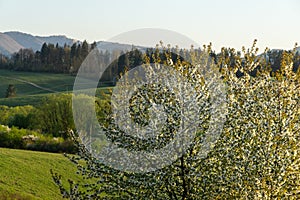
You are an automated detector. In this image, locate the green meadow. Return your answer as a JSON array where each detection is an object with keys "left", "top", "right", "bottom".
[
  {"left": 0, "top": 69, "right": 113, "bottom": 106},
  {"left": 0, "top": 148, "right": 81, "bottom": 200}
]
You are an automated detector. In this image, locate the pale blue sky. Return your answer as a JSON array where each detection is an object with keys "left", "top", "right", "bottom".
[{"left": 0, "top": 0, "right": 299, "bottom": 51}]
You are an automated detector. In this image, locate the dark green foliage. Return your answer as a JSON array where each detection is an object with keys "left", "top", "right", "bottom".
[
  {"left": 36, "top": 94, "right": 75, "bottom": 138},
  {"left": 81, "top": 40, "right": 89, "bottom": 59},
  {"left": 0, "top": 53, "right": 8, "bottom": 68},
  {"left": 0, "top": 125, "right": 76, "bottom": 153},
  {"left": 5, "top": 84, "right": 16, "bottom": 98},
  {"left": 8, "top": 113, "right": 32, "bottom": 129},
  {"left": 0, "top": 95, "right": 79, "bottom": 153},
  {"left": 0, "top": 126, "right": 26, "bottom": 149},
  {"left": 0, "top": 105, "right": 34, "bottom": 127},
  {"left": 3, "top": 42, "right": 93, "bottom": 73}
]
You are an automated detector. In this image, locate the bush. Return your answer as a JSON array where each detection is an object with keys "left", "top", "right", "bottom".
[
  {"left": 0, "top": 125, "right": 76, "bottom": 153},
  {"left": 0, "top": 126, "right": 26, "bottom": 149},
  {"left": 26, "top": 137, "right": 77, "bottom": 153},
  {"left": 36, "top": 94, "right": 75, "bottom": 138},
  {"left": 8, "top": 113, "right": 33, "bottom": 129},
  {"left": 0, "top": 105, "right": 35, "bottom": 129}
]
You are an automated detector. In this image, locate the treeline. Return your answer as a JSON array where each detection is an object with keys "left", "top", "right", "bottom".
[
  {"left": 0, "top": 41, "right": 97, "bottom": 73},
  {"left": 209, "top": 47, "right": 300, "bottom": 77},
  {"left": 0, "top": 42, "right": 300, "bottom": 78}
]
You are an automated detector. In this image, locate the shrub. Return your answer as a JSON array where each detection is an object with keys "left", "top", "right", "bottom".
[
  {"left": 0, "top": 125, "right": 76, "bottom": 153},
  {"left": 36, "top": 94, "right": 75, "bottom": 138},
  {"left": 0, "top": 105, "right": 35, "bottom": 129}
]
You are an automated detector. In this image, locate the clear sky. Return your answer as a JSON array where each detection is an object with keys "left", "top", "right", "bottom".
[{"left": 0, "top": 0, "right": 299, "bottom": 51}]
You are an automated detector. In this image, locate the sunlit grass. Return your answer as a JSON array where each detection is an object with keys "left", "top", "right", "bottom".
[{"left": 0, "top": 148, "right": 81, "bottom": 200}]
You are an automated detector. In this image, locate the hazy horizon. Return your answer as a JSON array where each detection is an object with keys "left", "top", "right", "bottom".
[{"left": 1, "top": 0, "right": 299, "bottom": 51}]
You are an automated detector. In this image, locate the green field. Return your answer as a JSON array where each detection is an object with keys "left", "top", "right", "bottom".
[
  {"left": 0, "top": 70, "right": 76, "bottom": 97},
  {"left": 0, "top": 69, "right": 113, "bottom": 106},
  {"left": 0, "top": 148, "right": 81, "bottom": 200},
  {"left": 0, "top": 69, "right": 75, "bottom": 106}
]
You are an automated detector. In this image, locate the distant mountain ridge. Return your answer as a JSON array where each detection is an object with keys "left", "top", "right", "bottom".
[
  {"left": 1, "top": 31, "right": 299, "bottom": 57},
  {"left": 0, "top": 31, "right": 76, "bottom": 56},
  {"left": 0, "top": 33, "right": 23, "bottom": 55},
  {"left": 0, "top": 31, "right": 147, "bottom": 56},
  {"left": 97, "top": 40, "right": 147, "bottom": 53}
]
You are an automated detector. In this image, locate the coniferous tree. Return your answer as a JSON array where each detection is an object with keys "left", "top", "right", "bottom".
[
  {"left": 41, "top": 43, "right": 49, "bottom": 64},
  {"left": 81, "top": 40, "right": 89, "bottom": 59},
  {"left": 91, "top": 41, "right": 97, "bottom": 50}
]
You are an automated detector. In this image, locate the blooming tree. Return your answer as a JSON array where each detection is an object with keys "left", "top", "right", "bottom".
[{"left": 52, "top": 42, "right": 300, "bottom": 199}]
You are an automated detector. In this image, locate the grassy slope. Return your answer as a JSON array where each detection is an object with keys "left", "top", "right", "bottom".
[
  {"left": 0, "top": 148, "right": 80, "bottom": 200},
  {"left": 0, "top": 69, "right": 113, "bottom": 106},
  {"left": 0, "top": 71, "right": 111, "bottom": 199},
  {"left": 0, "top": 69, "right": 76, "bottom": 97},
  {"left": 0, "top": 69, "right": 76, "bottom": 106}
]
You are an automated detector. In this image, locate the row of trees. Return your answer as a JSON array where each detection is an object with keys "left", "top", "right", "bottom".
[
  {"left": 0, "top": 101, "right": 77, "bottom": 153},
  {"left": 1, "top": 41, "right": 299, "bottom": 78},
  {"left": 0, "top": 94, "right": 74, "bottom": 138},
  {"left": 0, "top": 41, "right": 97, "bottom": 73},
  {"left": 0, "top": 92, "right": 110, "bottom": 139}
]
